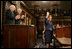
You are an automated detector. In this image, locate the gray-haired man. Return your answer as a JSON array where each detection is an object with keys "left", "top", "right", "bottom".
[{"left": 5, "top": 5, "right": 16, "bottom": 24}]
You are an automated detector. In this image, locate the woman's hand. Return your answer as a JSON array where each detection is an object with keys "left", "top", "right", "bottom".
[
  {"left": 21, "top": 15, "right": 25, "bottom": 19},
  {"left": 15, "top": 15, "right": 20, "bottom": 20},
  {"left": 46, "top": 12, "right": 49, "bottom": 18}
]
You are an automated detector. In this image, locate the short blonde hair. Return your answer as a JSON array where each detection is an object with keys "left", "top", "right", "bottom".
[
  {"left": 49, "top": 15, "right": 52, "bottom": 18},
  {"left": 48, "top": 15, "right": 52, "bottom": 21},
  {"left": 17, "top": 8, "right": 22, "bottom": 12}
]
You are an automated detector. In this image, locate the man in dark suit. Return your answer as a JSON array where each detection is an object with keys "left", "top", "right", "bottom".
[{"left": 5, "top": 5, "right": 16, "bottom": 24}]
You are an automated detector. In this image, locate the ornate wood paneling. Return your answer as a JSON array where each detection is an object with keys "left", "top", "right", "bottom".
[
  {"left": 56, "top": 26, "right": 71, "bottom": 38},
  {"left": 3, "top": 25, "right": 37, "bottom": 48}
]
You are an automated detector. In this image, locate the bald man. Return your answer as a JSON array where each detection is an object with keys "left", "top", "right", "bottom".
[{"left": 5, "top": 5, "right": 16, "bottom": 24}]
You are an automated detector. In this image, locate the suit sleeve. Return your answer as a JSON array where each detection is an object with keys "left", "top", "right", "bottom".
[
  {"left": 6, "top": 10, "right": 15, "bottom": 19},
  {"left": 45, "top": 18, "right": 48, "bottom": 25}
]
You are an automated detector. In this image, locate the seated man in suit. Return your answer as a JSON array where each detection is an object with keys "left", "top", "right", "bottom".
[{"left": 5, "top": 5, "right": 16, "bottom": 24}]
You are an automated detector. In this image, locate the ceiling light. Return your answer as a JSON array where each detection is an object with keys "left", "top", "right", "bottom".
[{"left": 42, "top": 1, "right": 47, "bottom": 3}]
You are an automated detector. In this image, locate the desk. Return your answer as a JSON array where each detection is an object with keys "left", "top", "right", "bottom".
[
  {"left": 57, "top": 37, "right": 71, "bottom": 45},
  {"left": 3, "top": 24, "right": 37, "bottom": 48},
  {"left": 53, "top": 35, "right": 71, "bottom": 48}
]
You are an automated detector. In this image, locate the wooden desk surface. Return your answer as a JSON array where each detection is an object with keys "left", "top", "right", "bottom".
[
  {"left": 57, "top": 37, "right": 71, "bottom": 45},
  {"left": 53, "top": 34, "right": 71, "bottom": 46},
  {"left": 4, "top": 24, "right": 35, "bottom": 26}
]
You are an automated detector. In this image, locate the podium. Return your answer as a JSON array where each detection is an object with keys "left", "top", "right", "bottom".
[{"left": 3, "top": 24, "right": 37, "bottom": 48}]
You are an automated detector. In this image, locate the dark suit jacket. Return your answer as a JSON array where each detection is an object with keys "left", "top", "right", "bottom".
[
  {"left": 45, "top": 18, "right": 53, "bottom": 31},
  {"left": 5, "top": 9, "right": 15, "bottom": 24},
  {"left": 45, "top": 18, "right": 53, "bottom": 39}
]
